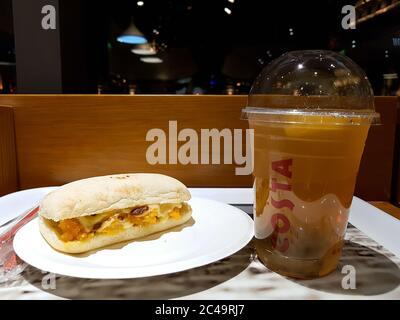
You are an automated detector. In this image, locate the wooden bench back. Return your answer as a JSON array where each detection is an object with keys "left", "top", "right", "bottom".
[{"left": 0, "top": 95, "right": 398, "bottom": 202}]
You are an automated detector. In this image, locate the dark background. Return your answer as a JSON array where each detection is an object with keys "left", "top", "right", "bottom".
[{"left": 0, "top": 0, "right": 399, "bottom": 94}]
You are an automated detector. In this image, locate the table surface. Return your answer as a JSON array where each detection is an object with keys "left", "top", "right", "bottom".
[
  {"left": 1, "top": 188, "right": 400, "bottom": 300},
  {"left": 369, "top": 201, "right": 400, "bottom": 220}
]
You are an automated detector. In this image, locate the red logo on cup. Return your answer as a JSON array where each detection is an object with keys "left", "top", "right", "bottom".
[{"left": 270, "top": 159, "right": 293, "bottom": 253}]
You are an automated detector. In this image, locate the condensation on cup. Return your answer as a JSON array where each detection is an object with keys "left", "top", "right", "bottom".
[{"left": 242, "top": 50, "right": 380, "bottom": 279}]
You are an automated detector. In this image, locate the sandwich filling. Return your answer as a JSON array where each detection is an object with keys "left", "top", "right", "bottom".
[{"left": 43, "top": 202, "right": 190, "bottom": 242}]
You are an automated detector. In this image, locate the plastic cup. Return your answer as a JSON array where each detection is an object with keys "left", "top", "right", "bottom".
[{"left": 242, "top": 51, "right": 380, "bottom": 279}]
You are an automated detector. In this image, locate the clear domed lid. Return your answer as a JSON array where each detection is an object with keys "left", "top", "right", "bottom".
[{"left": 243, "top": 50, "right": 380, "bottom": 125}]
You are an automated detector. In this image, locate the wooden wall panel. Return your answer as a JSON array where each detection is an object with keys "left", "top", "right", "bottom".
[
  {"left": 355, "top": 97, "right": 399, "bottom": 201},
  {"left": 0, "top": 95, "right": 251, "bottom": 189},
  {"left": 0, "top": 95, "right": 397, "bottom": 202},
  {"left": 0, "top": 105, "right": 18, "bottom": 196},
  {"left": 394, "top": 98, "right": 400, "bottom": 206}
]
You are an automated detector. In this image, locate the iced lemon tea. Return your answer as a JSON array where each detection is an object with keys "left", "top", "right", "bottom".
[
  {"left": 243, "top": 50, "right": 379, "bottom": 278},
  {"left": 250, "top": 114, "right": 371, "bottom": 278}
]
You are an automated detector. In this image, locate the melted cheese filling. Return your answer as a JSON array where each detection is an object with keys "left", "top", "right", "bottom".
[{"left": 47, "top": 203, "right": 187, "bottom": 242}]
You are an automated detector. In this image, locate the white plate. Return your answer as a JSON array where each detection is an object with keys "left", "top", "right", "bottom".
[{"left": 13, "top": 196, "right": 254, "bottom": 279}]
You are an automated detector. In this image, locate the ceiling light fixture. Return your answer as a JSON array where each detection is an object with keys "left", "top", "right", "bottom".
[
  {"left": 228, "top": 0, "right": 235, "bottom": 3},
  {"left": 224, "top": 7, "right": 232, "bottom": 15},
  {"left": 117, "top": 19, "right": 147, "bottom": 44},
  {"left": 137, "top": 1, "right": 144, "bottom": 6},
  {"left": 131, "top": 43, "right": 157, "bottom": 55},
  {"left": 140, "top": 57, "right": 163, "bottom": 63}
]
